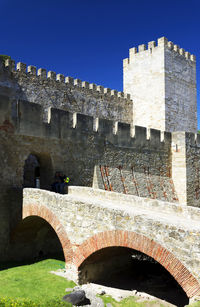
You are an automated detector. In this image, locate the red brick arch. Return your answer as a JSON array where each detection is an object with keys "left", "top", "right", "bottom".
[
  {"left": 73, "top": 230, "right": 200, "bottom": 298},
  {"left": 23, "top": 204, "right": 73, "bottom": 263}
]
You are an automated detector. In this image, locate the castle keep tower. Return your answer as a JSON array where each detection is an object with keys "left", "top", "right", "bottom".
[{"left": 123, "top": 37, "right": 197, "bottom": 133}]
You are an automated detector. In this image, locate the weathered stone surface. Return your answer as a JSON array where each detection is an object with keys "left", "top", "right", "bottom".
[
  {"left": 22, "top": 187, "right": 200, "bottom": 297},
  {"left": 123, "top": 37, "right": 197, "bottom": 133},
  {"left": 0, "top": 94, "right": 178, "bottom": 262},
  {"left": 0, "top": 62, "right": 132, "bottom": 125}
]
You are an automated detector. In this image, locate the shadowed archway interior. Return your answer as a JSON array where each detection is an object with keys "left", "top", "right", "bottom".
[
  {"left": 23, "top": 153, "right": 53, "bottom": 190},
  {"left": 79, "top": 247, "right": 189, "bottom": 306},
  {"left": 10, "top": 216, "right": 65, "bottom": 262}
]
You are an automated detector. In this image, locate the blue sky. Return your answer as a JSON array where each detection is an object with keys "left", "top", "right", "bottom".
[{"left": 0, "top": 0, "right": 200, "bottom": 127}]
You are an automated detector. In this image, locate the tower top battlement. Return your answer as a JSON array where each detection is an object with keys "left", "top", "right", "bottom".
[{"left": 123, "top": 37, "right": 196, "bottom": 65}]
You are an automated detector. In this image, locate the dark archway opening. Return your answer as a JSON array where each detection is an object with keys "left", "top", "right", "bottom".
[
  {"left": 23, "top": 154, "right": 40, "bottom": 188},
  {"left": 10, "top": 216, "right": 65, "bottom": 263},
  {"left": 79, "top": 247, "right": 189, "bottom": 306},
  {"left": 23, "top": 153, "right": 53, "bottom": 190}
]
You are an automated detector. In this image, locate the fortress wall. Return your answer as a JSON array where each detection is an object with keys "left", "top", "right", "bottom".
[
  {"left": 0, "top": 95, "right": 174, "bottom": 260},
  {"left": 171, "top": 132, "right": 200, "bottom": 208},
  {"left": 185, "top": 133, "right": 200, "bottom": 207},
  {"left": 165, "top": 43, "right": 197, "bottom": 133},
  {"left": 0, "top": 58, "right": 132, "bottom": 124},
  {"left": 93, "top": 165, "right": 178, "bottom": 202}
]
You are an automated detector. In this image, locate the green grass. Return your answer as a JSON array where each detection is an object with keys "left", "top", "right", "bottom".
[
  {"left": 0, "top": 259, "right": 76, "bottom": 306},
  {"left": 99, "top": 294, "right": 166, "bottom": 307},
  {"left": 0, "top": 259, "right": 195, "bottom": 307},
  {"left": 99, "top": 294, "right": 138, "bottom": 306},
  {"left": 187, "top": 303, "right": 200, "bottom": 307}
]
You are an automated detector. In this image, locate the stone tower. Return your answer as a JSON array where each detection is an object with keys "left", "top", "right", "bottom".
[{"left": 123, "top": 37, "right": 197, "bottom": 133}]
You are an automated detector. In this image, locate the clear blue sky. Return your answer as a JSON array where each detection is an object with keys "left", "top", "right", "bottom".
[{"left": 0, "top": 0, "right": 200, "bottom": 127}]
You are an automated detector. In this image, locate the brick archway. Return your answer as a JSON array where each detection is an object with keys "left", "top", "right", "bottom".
[
  {"left": 23, "top": 204, "right": 73, "bottom": 262},
  {"left": 73, "top": 230, "right": 200, "bottom": 298}
]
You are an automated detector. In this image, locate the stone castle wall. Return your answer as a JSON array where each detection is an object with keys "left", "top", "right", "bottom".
[
  {"left": 123, "top": 37, "right": 197, "bottom": 133},
  {"left": 0, "top": 94, "right": 176, "bottom": 261},
  {"left": 171, "top": 132, "right": 200, "bottom": 207},
  {"left": 0, "top": 58, "right": 132, "bottom": 124},
  {"left": 185, "top": 133, "right": 200, "bottom": 207},
  {"left": 165, "top": 41, "right": 197, "bottom": 132}
]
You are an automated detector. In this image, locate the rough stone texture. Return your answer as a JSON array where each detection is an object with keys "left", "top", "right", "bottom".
[
  {"left": 185, "top": 133, "right": 200, "bottom": 207},
  {"left": 94, "top": 165, "right": 178, "bottom": 202},
  {"left": 23, "top": 187, "right": 200, "bottom": 298},
  {"left": 0, "top": 58, "right": 132, "bottom": 124},
  {"left": 123, "top": 37, "right": 197, "bottom": 133},
  {"left": 0, "top": 94, "right": 178, "bottom": 260},
  {"left": 171, "top": 132, "right": 200, "bottom": 207}
]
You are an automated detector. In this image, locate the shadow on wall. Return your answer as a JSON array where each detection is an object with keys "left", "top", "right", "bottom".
[{"left": 78, "top": 247, "right": 189, "bottom": 307}]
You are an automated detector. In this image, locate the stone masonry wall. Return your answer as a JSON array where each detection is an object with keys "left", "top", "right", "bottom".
[
  {"left": 165, "top": 41, "right": 197, "bottom": 132},
  {"left": 94, "top": 165, "right": 178, "bottom": 203},
  {"left": 0, "top": 94, "right": 173, "bottom": 260},
  {"left": 123, "top": 38, "right": 165, "bottom": 131},
  {"left": 23, "top": 187, "right": 200, "bottom": 296},
  {"left": 123, "top": 37, "right": 197, "bottom": 133},
  {"left": 185, "top": 133, "right": 200, "bottom": 207},
  {"left": 171, "top": 131, "right": 200, "bottom": 208},
  {"left": 0, "top": 58, "right": 132, "bottom": 124}
]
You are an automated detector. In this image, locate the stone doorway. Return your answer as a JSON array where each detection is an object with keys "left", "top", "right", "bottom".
[
  {"left": 23, "top": 153, "right": 53, "bottom": 190},
  {"left": 23, "top": 154, "right": 40, "bottom": 188}
]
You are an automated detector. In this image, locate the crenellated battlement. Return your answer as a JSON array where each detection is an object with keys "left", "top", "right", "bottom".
[
  {"left": 4, "top": 58, "right": 131, "bottom": 100},
  {"left": 123, "top": 36, "right": 196, "bottom": 66},
  {"left": 0, "top": 94, "right": 171, "bottom": 150},
  {"left": 185, "top": 132, "right": 200, "bottom": 147}
]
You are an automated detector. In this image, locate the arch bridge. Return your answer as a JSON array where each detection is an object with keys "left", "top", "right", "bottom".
[{"left": 20, "top": 186, "right": 200, "bottom": 300}]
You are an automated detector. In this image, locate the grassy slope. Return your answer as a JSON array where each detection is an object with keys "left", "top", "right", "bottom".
[
  {"left": 0, "top": 259, "right": 75, "bottom": 304},
  {"left": 0, "top": 259, "right": 197, "bottom": 307}
]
